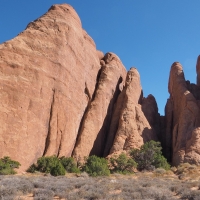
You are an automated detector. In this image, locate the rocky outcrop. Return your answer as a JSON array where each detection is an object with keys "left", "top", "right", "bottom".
[
  {"left": 0, "top": 4, "right": 102, "bottom": 170},
  {"left": 165, "top": 61, "right": 200, "bottom": 166},
  {"left": 105, "top": 68, "right": 158, "bottom": 155}
]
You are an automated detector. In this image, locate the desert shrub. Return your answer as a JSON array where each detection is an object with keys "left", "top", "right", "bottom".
[
  {"left": 109, "top": 153, "right": 137, "bottom": 174},
  {"left": 27, "top": 163, "right": 37, "bottom": 173},
  {"left": 180, "top": 189, "right": 200, "bottom": 199},
  {"left": 60, "top": 157, "right": 80, "bottom": 173},
  {"left": 154, "top": 168, "right": 166, "bottom": 176},
  {"left": 0, "top": 176, "right": 34, "bottom": 199},
  {"left": 36, "top": 156, "right": 65, "bottom": 176},
  {"left": 33, "top": 188, "right": 54, "bottom": 200},
  {"left": 171, "top": 166, "right": 177, "bottom": 173},
  {"left": 79, "top": 171, "right": 89, "bottom": 178},
  {"left": 130, "top": 140, "right": 170, "bottom": 171},
  {"left": 0, "top": 156, "right": 20, "bottom": 175},
  {"left": 176, "top": 162, "right": 192, "bottom": 175},
  {"left": 82, "top": 155, "right": 110, "bottom": 176}
]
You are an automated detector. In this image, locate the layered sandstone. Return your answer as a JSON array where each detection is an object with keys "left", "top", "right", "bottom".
[
  {"left": 105, "top": 68, "right": 158, "bottom": 155},
  {"left": 165, "top": 61, "right": 200, "bottom": 166},
  {"left": 0, "top": 4, "right": 102, "bottom": 170}
]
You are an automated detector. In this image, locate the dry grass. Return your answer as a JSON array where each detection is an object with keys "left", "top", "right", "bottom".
[{"left": 1, "top": 170, "right": 200, "bottom": 199}]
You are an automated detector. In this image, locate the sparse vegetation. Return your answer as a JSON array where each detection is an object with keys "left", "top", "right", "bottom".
[
  {"left": 109, "top": 153, "right": 137, "bottom": 174},
  {"left": 130, "top": 140, "right": 170, "bottom": 171},
  {"left": 28, "top": 156, "right": 66, "bottom": 176},
  {"left": 60, "top": 156, "right": 80, "bottom": 173},
  {"left": 0, "top": 156, "right": 20, "bottom": 175},
  {"left": 27, "top": 141, "right": 171, "bottom": 178},
  {"left": 1, "top": 172, "right": 200, "bottom": 199},
  {"left": 82, "top": 155, "right": 110, "bottom": 177}
]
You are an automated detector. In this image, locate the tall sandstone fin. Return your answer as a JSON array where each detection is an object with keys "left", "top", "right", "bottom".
[
  {"left": 165, "top": 60, "right": 200, "bottom": 166},
  {"left": 106, "top": 68, "right": 158, "bottom": 155},
  {"left": 73, "top": 53, "right": 127, "bottom": 161},
  {"left": 0, "top": 4, "right": 102, "bottom": 170}
]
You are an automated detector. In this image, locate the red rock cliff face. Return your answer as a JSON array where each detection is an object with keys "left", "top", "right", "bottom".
[
  {"left": 0, "top": 4, "right": 102, "bottom": 170},
  {"left": 0, "top": 3, "right": 162, "bottom": 171},
  {"left": 165, "top": 60, "right": 200, "bottom": 166}
]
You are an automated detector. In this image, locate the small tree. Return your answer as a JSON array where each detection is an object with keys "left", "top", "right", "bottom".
[
  {"left": 60, "top": 157, "right": 80, "bottom": 173},
  {"left": 109, "top": 153, "right": 137, "bottom": 174},
  {"left": 83, "top": 155, "right": 110, "bottom": 177},
  {"left": 0, "top": 156, "right": 21, "bottom": 175},
  {"left": 130, "top": 140, "right": 170, "bottom": 171},
  {"left": 36, "top": 156, "right": 65, "bottom": 176}
]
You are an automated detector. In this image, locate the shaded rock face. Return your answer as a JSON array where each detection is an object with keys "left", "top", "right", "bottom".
[
  {"left": 104, "top": 68, "right": 158, "bottom": 156},
  {"left": 164, "top": 60, "right": 200, "bottom": 166},
  {"left": 142, "top": 94, "right": 161, "bottom": 140},
  {"left": 0, "top": 3, "right": 162, "bottom": 171}
]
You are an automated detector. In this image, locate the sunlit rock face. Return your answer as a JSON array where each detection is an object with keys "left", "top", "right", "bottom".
[{"left": 0, "top": 4, "right": 102, "bottom": 170}]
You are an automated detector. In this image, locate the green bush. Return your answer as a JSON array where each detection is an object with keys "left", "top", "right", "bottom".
[
  {"left": 60, "top": 157, "right": 80, "bottom": 173},
  {"left": 36, "top": 156, "right": 65, "bottom": 176},
  {"left": 27, "top": 163, "right": 37, "bottom": 173},
  {"left": 130, "top": 140, "right": 170, "bottom": 171},
  {"left": 83, "top": 155, "right": 110, "bottom": 177},
  {"left": 0, "top": 156, "right": 21, "bottom": 175},
  {"left": 109, "top": 153, "right": 137, "bottom": 174}
]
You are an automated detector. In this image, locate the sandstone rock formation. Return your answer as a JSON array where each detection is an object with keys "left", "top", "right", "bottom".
[
  {"left": 0, "top": 4, "right": 102, "bottom": 170},
  {"left": 104, "top": 68, "right": 158, "bottom": 156},
  {"left": 72, "top": 53, "right": 127, "bottom": 161},
  {"left": 5, "top": 2, "right": 200, "bottom": 170},
  {"left": 164, "top": 61, "right": 200, "bottom": 166}
]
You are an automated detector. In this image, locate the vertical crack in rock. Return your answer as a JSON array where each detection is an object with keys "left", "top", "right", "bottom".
[
  {"left": 84, "top": 82, "right": 92, "bottom": 101},
  {"left": 103, "top": 77, "right": 125, "bottom": 157},
  {"left": 72, "top": 66, "right": 103, "bottom": 159},
  {"left": 91, "top": 67, "right": 103, "bottom": 101},
  {"left": 163, "top": 98, "right": 173, "bottom": 162},
  {"left": 90, "top": 76, "right": 123, "bottom": 156},
  {"left": 72, "top": 83, "right": 93, "bottom": 158},
  {"left": 43, "top": 89, "right": 55, "bottom": 156},
  {"left": 57, "top": 130, "right": 63, "bottom": 157}
]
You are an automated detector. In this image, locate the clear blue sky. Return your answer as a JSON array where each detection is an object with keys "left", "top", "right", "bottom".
[{"left": 1, "top": 1, "right": 200, "bottom": 115}]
